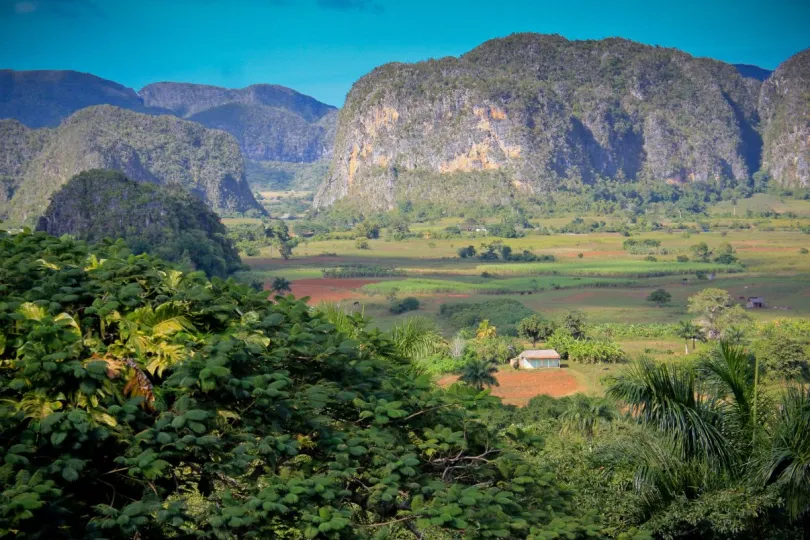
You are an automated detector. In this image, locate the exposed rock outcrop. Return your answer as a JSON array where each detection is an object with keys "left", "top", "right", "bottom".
[
  {"left": 759, "top": 49, "right": 810, "bottom": 188},
  {"left": 316, "top": 34, "right": 766, "bottom": 210}
]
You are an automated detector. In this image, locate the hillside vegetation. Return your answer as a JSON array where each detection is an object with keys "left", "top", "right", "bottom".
[
  {"left": 759, "top": 49, "right": 810, "bottom": 189},
  {"left": 140, "top": 82, "right": 338, "bottom": 164},
  {"left": 36, "top": 170, "right": 243, "bottom": 277},
  {"left": 0, "top": 69, "right": 164, "bottom": 128},
  {"left": 0, "top": 106, "right": 263, "bottom": 225},
  {"left": 316, "top": 34, "right": 808, "bottom": 210}
]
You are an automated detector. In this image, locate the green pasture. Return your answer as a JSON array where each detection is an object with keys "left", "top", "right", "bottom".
[
  {"left": 221, "top": 217, "right": 264, "bottom": 226},
  {"left": 239, "top": 215, "right": 810, "bottom": 334},
  {"left": 708, "top": 193, "right": 810, "bottom": 217},
  {"left": 361, "top": 276, "right": 636, "bottom": 295},
  {"left": 484, "top": 260, "right": 744, "bottom": 277}
]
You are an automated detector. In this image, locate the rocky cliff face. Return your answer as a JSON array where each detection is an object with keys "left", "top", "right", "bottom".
[
  {"left": 759, "top": 49, "right": 810, "bottom": 188},
  {"left": 0, "top": 105, "right": 263, "bottom": 225},
  {"left": 315, "top": 34, "right": 765, "bottom": 210},
  {"left": 0, "top": 70, "right": 161, "bottom": 128},
  {"left": 139, "top": 82, "right": 338, "bottom": 163}
]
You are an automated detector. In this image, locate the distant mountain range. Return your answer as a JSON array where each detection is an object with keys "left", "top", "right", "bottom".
[
  {"left": 0, "top": 70, "right": 338, "bottom": 224},
  {"left": 315, "top": 35, "right": 808, "bottom": 210},
  {"left": 0, "top": 70, "right": 338, "bottom": 165},
  {"left": 0, "top": 106, "right": 262, "bottom": 225},
  {"left": 1, "top": 36, "right": 807, "bottom": 219}
]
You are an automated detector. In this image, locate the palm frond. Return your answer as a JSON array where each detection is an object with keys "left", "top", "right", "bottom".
[
  {"left": 316, "top": 302, "right": 362, "bottom": 338},
  {"left": 757, "top": 385, "right": 810, "bottom": 519},
  {"left": 388, "top": 316, "right": 445, "bottom": 361},
  {"left": 607, "top": 356, "right": 732, "bottom": 469}
]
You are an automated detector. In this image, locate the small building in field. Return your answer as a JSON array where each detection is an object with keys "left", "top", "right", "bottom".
[
  {"left": 517, "top": 349, "right": 561, "bottom": 369},
  {"left": 746, "top": 296, "right": 766, "bottom": 309}
]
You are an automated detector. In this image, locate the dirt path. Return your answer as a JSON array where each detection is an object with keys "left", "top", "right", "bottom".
[{"left": 438, "top": 369, "right": 582, "bottom": 406}]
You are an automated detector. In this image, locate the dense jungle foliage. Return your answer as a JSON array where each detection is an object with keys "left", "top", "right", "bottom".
[
  {"left": 35, "top": 170, "right": 244, "bottom": 278},
  {"left": 0, "top": 229, "right": 623, "bottom": 539}
]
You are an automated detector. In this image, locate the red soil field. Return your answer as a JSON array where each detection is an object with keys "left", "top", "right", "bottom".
[
  {"left": 438, "top": 369, "right": 582, "bottom": 406},
  {"left": 272, "top": 278, "right": 380, "bottom": 303}
]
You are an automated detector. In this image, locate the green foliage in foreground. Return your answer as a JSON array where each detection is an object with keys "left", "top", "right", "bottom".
[
  {"left": 600, "top": 346, "right": 810, "bottom": 536},
  {"left": 484, "top": 260, "right": 744, "bottom": 278},
  {"left": 0, "top": 230, "right": 613, "bottom": 539}
]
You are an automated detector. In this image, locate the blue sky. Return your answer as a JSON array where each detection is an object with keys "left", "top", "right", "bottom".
[{"left": 0, "top": 0, "right": 808, "bottom": 106}]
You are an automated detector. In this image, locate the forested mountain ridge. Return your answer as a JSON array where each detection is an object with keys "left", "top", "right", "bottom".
[
  {"left": 36, "top": 169, "right": 243, "bottom": 277},
  {"left": 0, "top": 105, "right": 263, "bottom": 225},
  {"left": 314, "top": 34, "right": 803, "bottom": 210},
  {"left": 139, "top": 82, "right": 338, "bottom": 163},
  {"left": 0, "top": 69, "right": 165, "bottom": 128},
  {"left": 0, "top": 70, "right": 339, "bottom": 190},
  {"left": 734, "top": 64, "right": 773, "bottom": 82}
]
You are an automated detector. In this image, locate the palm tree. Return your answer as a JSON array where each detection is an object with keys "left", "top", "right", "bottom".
[
  {"left": 698, "top": 342, "right": 770, "bottom": 452},
  {"left": 475, "top": 319, "right": 497, "bottom": 340},
  {"left": 675, "top": 320, "right": 705, "bottom": 353},
  {"left": 459, "top": 358, "right": 499, "bottom": 391},
  {"left": 606, "top": 356, "right": 731, "bottom": 468},
  {"left": 271, "top": 277, "right": 292, "bottom": 294},
  {"left": 758, "top": 385, "right": 810, "bottom": 519},
  {"left": 559, "top": 394, "right": 617, "bottom": 441},
  {"left": 317, "top": 302, "right": 363, "bottom": 339},
  {"left": 389, "top": 317, "right": 445, "bottom": 361},
  {"left": 722, "top": 326, "right": 747, "bottom": 346}
]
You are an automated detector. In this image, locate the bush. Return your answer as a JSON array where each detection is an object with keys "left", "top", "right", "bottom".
[
  {"left": 470, "top": 336, "right": 518, "bottom": 364},
  {"left": 567, "top": 340, "right": 625, "bottom": 364},
  {"left": 517, "top": 314, "right": 557, "bottom": 346},
  {"left": 438, "top": 299, "right": 534, "bottom": 336},
  {"left": 390, "top": 296, "right": 420, "bottom": 314},
  {"left": 800, "top": 248, "right": 809, "bottom": 254},
  {"left": 355, "top": 238, "right": 370, "bottom": 250},
  {"left": 646, "top": 288, "right": 672, "bottom": 306},
  {"left": 714, "top": 253, "right": 738, "bottom": 265},
  {"left": 457, "top": 245, "right": 477, "bottom": 258},
  {"left": 644, "top": 255, "right": 658, "bottom": 262},
  {"left": 415, "top": 354, "right": 469, "bottom": 375},
  {"left": 677, "top": 255, "right": 690, "bottom": 262},
  {"left": 546, "top": 328, "right": 574, "bottom": 359}
]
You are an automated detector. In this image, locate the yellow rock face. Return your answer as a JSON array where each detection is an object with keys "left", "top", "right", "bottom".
[
  {"left": 348, "top": 144, "right": 360, "bottom": 186},
  {"left": 366, "top": 106, "right": 400, "bottom": 137},
  {"left": 440, "top": 142, "right": 501, "bottom": 173}
]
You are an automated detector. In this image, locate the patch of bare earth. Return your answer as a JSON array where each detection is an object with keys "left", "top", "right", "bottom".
[
  {"left": 267, "top": 278, "right": 380, "bottom": 303},
  {"left": 438, "top": 369, "right": 582, "bottom": 406}
]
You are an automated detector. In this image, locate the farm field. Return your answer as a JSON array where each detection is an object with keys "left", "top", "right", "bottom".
[{"left": 241, "top": 217, "right": 810, "bottom": 399}]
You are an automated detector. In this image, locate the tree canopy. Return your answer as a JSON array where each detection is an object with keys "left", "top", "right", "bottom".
[{"left": 0, "top": 229, "right": 607, "bottom": 539}]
